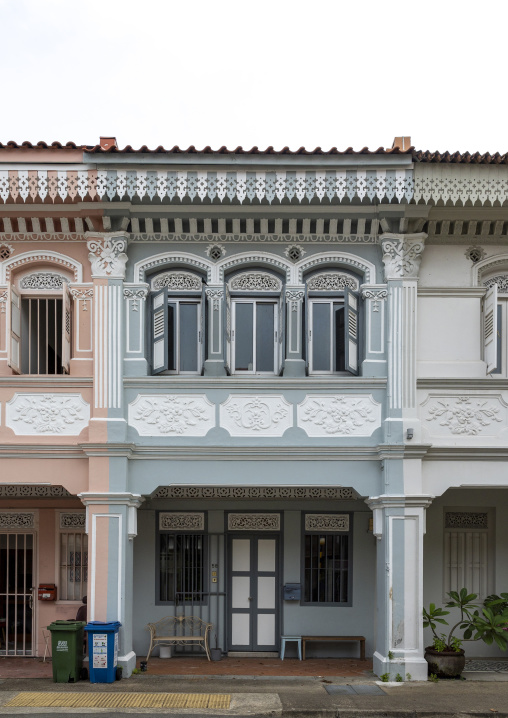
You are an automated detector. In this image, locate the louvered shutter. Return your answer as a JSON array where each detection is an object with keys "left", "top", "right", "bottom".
[
  {"left": 343, "top": 288, "right": 359, "bottom": 375},
  {"left": 278, "top": 287, "right": 285, "bottom": 375},
  {"left": 200, "top": 283, "right": 206, "bottom": 374},
  {"left": 7, "top": 285, "right": 21, "bottom": 374},
  {"left": 61, "top": 283, "right": 72, "bottom": 374},
  {"left": 224, "top": 284, "right": 231, "bottom": 374},
  {"left": 151, "top": 288, "right": 169, "bottom": 375},
  {"left": 303, "top": 284, "right": 309, "bottom": 373},
  {"left": 483, "top": 284, "right": 498, "bottom": 374}
]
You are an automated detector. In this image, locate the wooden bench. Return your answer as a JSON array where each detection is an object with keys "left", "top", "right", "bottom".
[
  {"left": 302, "top": 635, "right": 366, "bottom": 661},
  {"left": 146, "top": 616, "right": 212, "bottom": 662}
]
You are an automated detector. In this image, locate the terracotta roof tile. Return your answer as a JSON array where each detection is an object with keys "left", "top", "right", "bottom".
[{"left": 2, "top": 141, "right": 508, "bottom": 163}]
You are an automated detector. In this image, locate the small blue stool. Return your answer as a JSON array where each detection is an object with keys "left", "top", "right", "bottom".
[{"left": 280, "top": 635, "right": 302, "bottom": 660}]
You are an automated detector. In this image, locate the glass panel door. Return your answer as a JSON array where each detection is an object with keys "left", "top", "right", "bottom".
[
  {"left": 233, "top": 301, "right": 276, "bottom": 374},
  {"left": 0, "top": 533, "right": 35, "bottom": 656},
  {"left": 228, "top": 535, "right": 278, "bottom": 651}
]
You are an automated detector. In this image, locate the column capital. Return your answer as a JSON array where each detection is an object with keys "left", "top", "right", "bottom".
[
  {"left": 380, "top": 233, "right": 426, "bottom": 281},
  {"left": 78, "top": 491, "right": 144, "bottom": 508},
  {"left": 86, "top": 233, "right": 129, "bottom": 279},
  {"left": 365, "top": 494, "right": 434, "bottom": 511}
]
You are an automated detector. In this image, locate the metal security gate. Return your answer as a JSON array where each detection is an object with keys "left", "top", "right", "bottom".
[
  {"left": 0, "top": 533, "right": 35, "bottom": 656},
  {"left": 159, "top": 533, "right": 226, "bottom": 655}
]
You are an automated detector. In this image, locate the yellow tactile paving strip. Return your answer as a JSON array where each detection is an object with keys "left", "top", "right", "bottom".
[{"left": 6, "top": 692, "right": 231, "bottom": 710}]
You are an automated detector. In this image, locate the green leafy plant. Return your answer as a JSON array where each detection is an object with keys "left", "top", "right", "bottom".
[
  {"left": 387, "top": 650, "right": 394, "bottom": 659},
  {"left": 380, "top": 673, "right": 390, "bottom": 682},
  {"left": 423, "top": 588, "right": 508, "bottom": 653},
  {"left": 428, "top": 673, "right": 439, "bottom": 683},
  {"left": 406, "top": 673, "right": 412, "bottom": 681},
  {"left": 395, "top": 673, "right": 403, "bottom": 682}
]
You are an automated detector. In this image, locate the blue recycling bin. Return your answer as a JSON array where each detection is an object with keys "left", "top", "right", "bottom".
[{"left": 84, "top": 621, "right": 121, "bottom": 683}]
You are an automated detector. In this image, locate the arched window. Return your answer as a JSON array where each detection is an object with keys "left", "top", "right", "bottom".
[
  {"left": 8, "top": 269, "right": 72, "bottom": 375},
  {"left": 226, "top": 270, "right": 284, "bottom": 375},
  {"left": 149, "top": 270, "right": 205, "bottom": 375}
]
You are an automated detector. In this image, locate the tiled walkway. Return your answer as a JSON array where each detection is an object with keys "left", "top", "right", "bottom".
[{"left": 0, "top": 656, "right": 373, "bottom": 679}]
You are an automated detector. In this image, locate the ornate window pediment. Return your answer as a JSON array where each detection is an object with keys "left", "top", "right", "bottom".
[
  {"left": 307, "top": 271, "right": 359, "bottom": 292},
  {"left": 151, "top": 271, "right": 203, "bottom": 292},
  {"left": 229, "top": 271, "right": 282, "bottom": 293}
]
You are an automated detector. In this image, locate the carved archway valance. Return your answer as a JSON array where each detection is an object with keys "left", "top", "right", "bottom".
[
  {"left": 228, "top": 271, "right": 282, "bottom": 293},
  {"left": 19, "top": 272, "right": 68, "bottom": 291},
  {"left": 306, "top": 271, "right": 359, "bottom": 292},
  {"left": 484, "top": 274, "right": 508, "bottom": 293},
  {"left": 151, "top": 271, "right": 203, "bottom": 292}
]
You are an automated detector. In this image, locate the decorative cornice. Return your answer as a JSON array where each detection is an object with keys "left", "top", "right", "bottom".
[
  {"left": 414, "top": 164, "right": 508, "bottom": 206},
  {"left": 381, "top": 233, "right": 426, "bottom": 280},
  {"left": 0, "top": 168, "right": 414, "bottom": 204}
]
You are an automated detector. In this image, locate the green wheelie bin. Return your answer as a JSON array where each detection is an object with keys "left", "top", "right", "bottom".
[{"left": 47, "top": 620, "right": 87, "bottom": 683}]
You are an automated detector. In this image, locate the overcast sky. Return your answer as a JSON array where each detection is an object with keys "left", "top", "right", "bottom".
[{"left": 1, "top": 0, "right": 506, "bottom": 154}]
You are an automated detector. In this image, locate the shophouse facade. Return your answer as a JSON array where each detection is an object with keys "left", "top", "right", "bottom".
[{"left": 0, "top": 136, "right": 507, "bottom": 680}]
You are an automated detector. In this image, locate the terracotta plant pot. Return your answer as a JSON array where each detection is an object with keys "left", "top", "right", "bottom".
[{"left": 424, "top": 647, "right": 465, "bottom": 678}]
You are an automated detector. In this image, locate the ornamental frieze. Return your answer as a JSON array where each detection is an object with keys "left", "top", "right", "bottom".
[
  {"left": 19, "top": 272, "right": 66, "bottom": 290},
  {"left": 307, "top": 272, "right": 359, "bottom": 291},
  {"left": 152, "top": 487, "right": 358, "bottom": 500},
  {"left": 445, "top": 512, "right": 488, "bottom": 530},
  {"left": 60, "top": 513, "right": 86, "bottom": 529},
  {"left": 0, "top": 513, "right": 36, "bottom": 530},
  {"left": 151, "top": 271, "right": 203, "bottom": 292}
]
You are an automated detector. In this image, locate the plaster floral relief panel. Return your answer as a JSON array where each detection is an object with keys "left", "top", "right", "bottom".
[
  {"left": 420, "top": 395, "right": 507, "bottom": 438},
  {"left": 6, "top": 394, "right": 90, "bottom": 436},
  {"left": 297, "top": 395, "right": 381, "bottom": 437},
  {"left": 128, "top": 394, "right": 215, "bottom": 436},
  {"left": 219, "top": 395, "right": 293, "bottom": 437}
]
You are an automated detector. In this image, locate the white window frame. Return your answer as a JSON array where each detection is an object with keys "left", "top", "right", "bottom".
[{"left": 231, "top": 298, "right": 278, "bottom": 375}]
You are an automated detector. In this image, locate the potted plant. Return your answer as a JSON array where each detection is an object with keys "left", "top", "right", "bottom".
[
  {"left": 423, "top": 588, "right": 508, "bottom": 678},
  {"left": 210, "top": 634, "right": 222, "bottom": 661}
]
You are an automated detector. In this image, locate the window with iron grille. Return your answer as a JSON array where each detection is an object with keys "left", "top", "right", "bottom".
[
  {"left": 159, "top": 534, "right": 206, "bottom": 604},
  {"left": 59, "top": 532, "right": 88, "bottom": 601},
  {"left": 443, "top": 509, "right": 494, "bottom": 601},
  {"left": 301, "top": 514, "right": 352, "bottom": 605}
]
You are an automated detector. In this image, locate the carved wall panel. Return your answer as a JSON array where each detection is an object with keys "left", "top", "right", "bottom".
[
  {"left": 60, "top": 513, "right": 86, "bottom": 529},
  {"left": 220, "top": 395, "right": 292, "bottom": 437},
  {"left": 420, "top": 395, "right": 507, "bottom": 437},
  {"left": 445, "top": 512, "right": 488, "bottom": 530},
  {"left": 0, "top": 512, "right": 36, "bottom": 530},
  {"left": 297, "top": 395, "right": 381, "bottom": 437},
  {"left": 6, "top": 394, "right": 90, "bottom": 436},
  {"left": 128, "top": 394, "right": 215, "bottom": 436},
  {"left": 228, "top": 513, "right": 281, "bottom": 531},
  {"left": 304, "top": 514, "right": 350, "bottom": 532},
  {"left": 159, "top": 512, "right": 205, "bottom": 531}
]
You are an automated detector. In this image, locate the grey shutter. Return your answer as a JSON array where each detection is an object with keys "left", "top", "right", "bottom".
[
  {"left": 200, "top": 283, "right": 206, "bottom": 374},
  {"left": 343, "top": 288, "right": 359, "bottom": 375},
  {"left": 151, "top": 288, "right": 169, "bottom": 375},
  {"left": 483, "top": 283, "right": 498, "bottom": 374},
  {"left": 278, "top": 287, "right": 285, "bottom": 375}
]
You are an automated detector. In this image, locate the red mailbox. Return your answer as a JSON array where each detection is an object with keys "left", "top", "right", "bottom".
[{"left": 38, "top": 584, "right": 57, "bottom": 601}]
